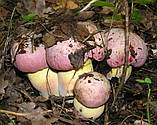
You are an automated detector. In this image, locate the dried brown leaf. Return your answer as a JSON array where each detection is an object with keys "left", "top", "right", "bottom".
[
  {"left": 18, "top": 102, "right": 57, "bottom": 125},
  {"left": 23, "top": 0, "right": 45, "bottom": 16},
  {"left": 0, "top": 7, "right": 8, "bottom": 19},
  {"left": 99, "top": 6, "right": 114, "bottom": 15},
  {"left": 42, "top": 21, "right": 91, "bottom": 47},
  {"left": 52, "top": 0, "right": 78, "bottom": 10},
  {"left": 150, "top": 101, "right": 157, "bottom": 115}
]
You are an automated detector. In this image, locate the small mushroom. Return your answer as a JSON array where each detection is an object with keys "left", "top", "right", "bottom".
[
  {"left": 104, "top": 28, "right": 148, "bottom": 67},
  {"left": 27, "top": 68, "right": 59, "bottom": 98},
  {"left": 11, "top": 42, "right": 48, "bottom": 72},
  {"left": 78, "top": 22, "right": 106, "bottom": 61},
  {"left": 46, "top": 38, "right": 88, "bottom": 71},
  {"left": 58, "top": 59, "right": 93, "bottom": 96},
  {"left": 74, "top": 72, "right": 111, "bottom": 108},
  {"left": 88, "top": 45, "right": 105, "bottom": 61},
  {"left": 73, "top": 98, "right": 104, "bottom": 119}
]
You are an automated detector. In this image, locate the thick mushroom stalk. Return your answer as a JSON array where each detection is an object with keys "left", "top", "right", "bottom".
[
  {"left": 11, "top": 42, "right": 48, "bottom": 72},
  {"left": 104, "top": 28, "right": 148, "bottom": 67},
  {"left": 46, "top": 38, "right": 88, "bottom": 71},
  {"left": 58, "top": 59, "right": 93, "bottom": 96},
  {"left": 27, "top": 68, "right": 59, "bottom": 98},
  {"left": 106, "top": 65, "right": 132, "bottom": 83},
  {"left": 74, "top": 72, "right": 111, "bottom": 108},
  {"left": 73, "top": 98, "right": 104, "bottom": 119}
]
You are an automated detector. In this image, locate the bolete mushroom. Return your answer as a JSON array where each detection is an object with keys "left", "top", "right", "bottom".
[
  {"left": 11, "top": 41, "right": 59, "bottom": 98},
  {"left": 74, "top": 72, "right": 111, "bottom": 108},
  {"left": 46, "top": 38, "right": 88, "bottom": 71},
  {"left": 58, "top": 59, "right": 93, "bottom": 96},
  {"left": 104, "top": 28, "right": 148, "bottom": 68},
  {"left": 78, "top": 21, "right": 106, "bottom": 61},
  {"left": 102, "top": 28, "right": 148, "bottom": 83},
  {"left": 106, "top": 65, "right": 132, "bottom": 83},
  {"left": 73, "top": 98, "right": 104, "bottom": 119},
  {"left": 11, "top": 42, "right": 48, "bottom": 73},
  {"left": 27, "top": 68, "right": 59, "bottom": 98}
]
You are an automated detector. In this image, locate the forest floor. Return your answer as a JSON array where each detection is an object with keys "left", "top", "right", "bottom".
[{"left": 0, "top": 0, "right": 157, "bottom": 125}]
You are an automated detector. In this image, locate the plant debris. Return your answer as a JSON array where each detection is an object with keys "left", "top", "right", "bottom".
[{"left": 0, "top": 0, "right": 157, "bottom": 124}]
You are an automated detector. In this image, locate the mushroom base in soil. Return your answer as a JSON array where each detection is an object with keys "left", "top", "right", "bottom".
[
  {"left": 27, "top": 68, "right": 59, "bottom": 98},
  {"left": 73, "top": 98, "right": 105, "bottom": 119},
  {"left": 58, "top": 59, "right": 93, "bottom": 96}
]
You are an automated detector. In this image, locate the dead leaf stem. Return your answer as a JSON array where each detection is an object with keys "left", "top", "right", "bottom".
[
  {"left": 112, "top": 0, "right": 129, "bottom": 106},
  {"left": 0, "top": 109, "right": 52, "bottom": 116},
  {"left": 79, "top": 0, "right": 98, "bottom": 13}
]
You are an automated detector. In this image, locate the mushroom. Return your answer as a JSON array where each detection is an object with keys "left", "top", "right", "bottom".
[
  {"left": 104, "top": 28, "right": 148, "bottom": 68},
  {"left": 73, "top": 98, "right": 104, "bottom": 119},
  {"left": 58, "top": 59, "right": 93, "bottom": 96},
  {"left": 46, "top": 38, "right": 88, "bottom": 71},
  {"left": 11, "top": 41, "right": 59, "bottom": 98},
  {"left": 11, "top": 42, "right": 48, "bottom": 73},
  {"left": 78, "top": 21, "right": 106, "bottom": 61},
  {"left": 27, "top": 68, "right": 59, "bottom": 98},
  {"left": 74, "top": 72, "right": 111, "bottom": 108},
  {"left": 106, "top": 65, "right": 132, "bottom": 83}
]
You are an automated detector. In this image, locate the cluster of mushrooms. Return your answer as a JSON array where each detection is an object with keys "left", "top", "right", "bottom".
[{"left": 10, "top": 22, "right": 148, "bottom": 119}]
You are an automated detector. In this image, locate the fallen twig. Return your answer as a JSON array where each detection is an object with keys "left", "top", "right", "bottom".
[
  {"left": 112, "top": 0, "right": 130, "bottom": 106},
  {"left": 0, "top": 109, "right": 52, "bottom": 116}
]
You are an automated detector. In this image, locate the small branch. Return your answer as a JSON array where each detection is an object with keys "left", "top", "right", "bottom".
[
  {"left": 104, "top": 1, "right": 120, "bottom": 53},
  {"left": 112, "top": 0, "right": 130, "bottom": 106},
  {"left": 121, "top": 114, "right": 143, "bottom": 125},
  {"left": 79, "top": 0, "right": 98, "bottom": 13},
  {"left": 0, "top": 109, "right": 52, "bottom": 117},
  {"left": 46, "top": 68, "right": 52, "bottom": 96},
  {"left": 82, "top": 29, "right": 104, "bottom": 44},
  {"left": 121, "top": 0, "right": 130, "bottom": 92},
  {"left": 1, "top": 8, "right": 16, "bottom": 69}
]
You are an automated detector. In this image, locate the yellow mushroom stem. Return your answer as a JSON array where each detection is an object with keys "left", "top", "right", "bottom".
[
  {"left": 27, "top": 68, "right": 59, "bottom": 98},
  {"left": 74, "top": 98, "right": 104, "bottom": 119},
  {"left": 107, "top": 65, "right": 132, "bottom": 83},
  {"left": 58, "top": 59, "right": 93, "bottom": 96}
]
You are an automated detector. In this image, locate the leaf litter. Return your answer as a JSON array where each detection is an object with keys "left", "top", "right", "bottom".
[{"left": 0, "top": 0, "right": 157, "bottom": 124}]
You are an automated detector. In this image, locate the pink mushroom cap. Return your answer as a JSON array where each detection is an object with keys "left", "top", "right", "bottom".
[
  {"left": 79, "top": 22, "right": 106, "bottom": 61},
  {"left": 46, "top": 38, "right": 88, "bottom": 71},
  {"left": 11, "top": 42, "right": 48, "bottom": 72},
  {"left": 88, "top": 45, "right": 105, "bottom": 61},
  {"left": 104, "top": 28, "right": 148, "bottom": 67},
  {"left": 74, "top": 72, "right": 111, "bottom": 108}
]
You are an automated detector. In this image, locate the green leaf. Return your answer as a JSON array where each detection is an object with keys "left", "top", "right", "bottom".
[
  {"left": 106, "top": 15, "right": 124, "bottom": 20},
  {"left": 136, "top": 79, "right": 145, "bottom": 83},
  {"left": 75, "top": 11, "right": 80, "bottom": 15},
  {"left": 80, "top": 0, "right": 91, "bottom": 4},
  {"left": 131, "top": 7, "right": 142, "bottom": 23},
  {"left": 91, "top": 1, "right": 115, "bottom": 7},
  {"left": 144, "top": 78, "right": 152, "bottom": 84},
  {"left": 133, "top": 0, "right": 156, "bottom": 4},
  {"left": 15, "top": 7, "right": 24, "bottom": 18},
  {"left": 24, "top": 13, "right": 36, "bottom": 22}
]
